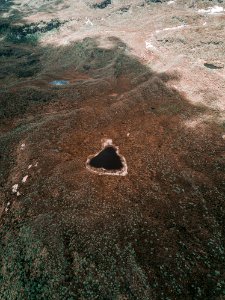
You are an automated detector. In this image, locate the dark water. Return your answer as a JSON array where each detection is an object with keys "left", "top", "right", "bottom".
[{"left": 89, "top": 146, "right": 123, "bottom": 170}]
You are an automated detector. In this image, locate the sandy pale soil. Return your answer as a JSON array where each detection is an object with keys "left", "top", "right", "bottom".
[{"left": 0, "top": 0, "right": 225, "bottom": 299}]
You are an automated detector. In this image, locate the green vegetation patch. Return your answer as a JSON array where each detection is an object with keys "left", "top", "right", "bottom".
[
  {"left": 4, "top": 19, "right": 66, "bottom": 45},
  {"left": 0, "top": 88, "right": 57, "bottom": 119},
  {"left": 0, "top": 211, "right": 151, "bottom": 300}
]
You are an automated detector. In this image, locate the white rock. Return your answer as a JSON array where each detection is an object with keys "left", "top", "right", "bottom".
[
  {"left": 102, "top": 139, "right": 113, "bottom": 147},
  {"left": 85, "top": 18, "right": 93, "bottom": 26},
  {"left": 28, "top": 164, "right": 32, "bottom": 169},
  {"left": 12, "top": 184, "right": 19, "bottom": 193},
  {"left": 145, "top": 41, "right": 156, "bottom": 50},
  {"left": 167, "top": 0, "right": 175, "bottom": 5},
  {"left": 198, "top": 6, "right": 224, "bottom": 15},
  {"left": 22, "top": 175, "right": 28, "bottom": 183},
  {"left": 20, "top": 143, "right": 26, "bottom": 150}
]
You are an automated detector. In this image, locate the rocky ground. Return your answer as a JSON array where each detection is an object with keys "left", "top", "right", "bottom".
[{"left": 0, "top": 0, "right": 225, "bottom": 299}]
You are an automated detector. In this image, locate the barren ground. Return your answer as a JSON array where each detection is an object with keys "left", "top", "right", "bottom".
[{"left": 0, "top": 0, "right": 225, "bottom": 299}]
